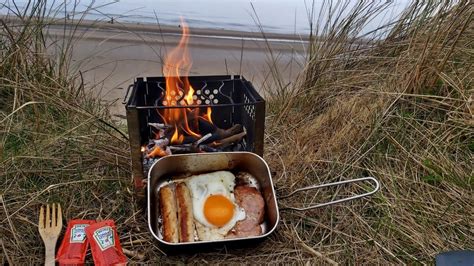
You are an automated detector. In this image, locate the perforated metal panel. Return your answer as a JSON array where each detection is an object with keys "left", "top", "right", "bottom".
[{"left": 125, "top": 75, "right": 265, "bottom": 184}]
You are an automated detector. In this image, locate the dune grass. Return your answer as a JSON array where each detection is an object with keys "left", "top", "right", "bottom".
[
  {"left": 261, "top": 1, "right": 473, "bottom": 264},
  {"left": 1, "top": 0, "right": 473, "bottom": 264}
]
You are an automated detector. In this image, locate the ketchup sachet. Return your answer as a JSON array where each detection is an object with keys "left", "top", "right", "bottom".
[
  {"left": 56, "top": 219, "right": 95, "bottom": 265},
  {"left": 85, "top": 220, "right": 127, "bottom": 266}
]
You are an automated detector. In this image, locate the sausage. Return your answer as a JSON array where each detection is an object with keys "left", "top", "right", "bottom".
[
  {"left": 159, "top": 185, "right": 179, "bottom": 243},
  {"left": 176, "top": 182, "right": 195, "bottom": 242}
]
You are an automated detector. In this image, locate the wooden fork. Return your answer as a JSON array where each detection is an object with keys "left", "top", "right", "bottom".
[{"left": 38, "top": 203, "right": 62, "bottom": 266}]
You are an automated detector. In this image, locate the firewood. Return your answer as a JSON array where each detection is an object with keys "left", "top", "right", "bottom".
[
  {"left": 148, "top": 123, "right": 172, "bottom": 130},
  {"left": 210, "top": 130, "right": 246, "bottom": 148},
  {"left": 153, "top": 138, "right": 169, "bottom": 148},
  {"left": 216, "top": 124, "right": 243, "bottom": 139},
  {"left": 196, "top": 124, "right": 244, "bottom": 145},
  {"left": 195, "top": 117, "right": 243, "bottom": 138},
  {"left": 196, "top": 132, "right": 221, "bottom": 144},
  {"left": 197, "top": 117, "right": 216, "bottom": 133},
  {"left": 195, "top": 133, "right": 212, "bottom": 146},
  {"left": 183, "top": 135, "right": 200, "bottom": 144},
  {"left": 169, "top": 144, "right": 200, "bottom": 153},
  {"left": 200, "top": 145, "right": 219, "bottom": 152}
]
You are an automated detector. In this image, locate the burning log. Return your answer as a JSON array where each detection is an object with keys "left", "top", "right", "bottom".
[
  {"left": 168, "top": 143, "right": 220, "bottom": 153},
  {"left": 195, "top": 133, "right": 213, "bottom": 146},
  {"left": 197, "top": 117, "right": 216, "bottom": 134},
  {"left": 144, "top": 125, "right": 246, "bottom": 158},
  {"left": 216, "top": 124, "right": 243, "bottom": 139},
  {"left": 149, "top": 123, "right": 174, "bottom": 139},
  {"left": 182, "top": 136, "right": 200, "bottom": 145},
  {"left": 211, "top": 130, "right": 247, "bottom": 148},
  {"left": 165, "top": 130, "right": 199, "bottom": 145},
  {"left": 195, "top": 118, "right": 243, "bottom": 139},
  {"left": 153, "top": 138, "right": 169, "bottom": 147},
  {"left": 169, "top": 133, "right": 213, "bottom": 153},
  {"left": 198, "top": 124, "right": 245, "bottom": 144},
  {"left": 144, "top": 105, "right": 246, "bottom": 159},
  {"left": 148, "top": 123, "right": 172, "bottom": 130},
  {"left": 169, "top": 144, "right": 200, "bottom": 153},
  {"left": 200, "top": 145, "right": 219, "bottom": 152}
]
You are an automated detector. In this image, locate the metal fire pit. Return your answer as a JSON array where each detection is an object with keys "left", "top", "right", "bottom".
[{"left": 123, "top": 75, "right": 265, "bottom": 189}]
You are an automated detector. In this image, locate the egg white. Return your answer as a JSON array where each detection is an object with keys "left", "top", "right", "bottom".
[{"left": 185, "top": 171, "right": 245, "bottom": 240}]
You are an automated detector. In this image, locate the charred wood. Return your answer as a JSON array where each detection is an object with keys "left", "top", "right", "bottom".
[{"left": 210, "top": 131, "right": 247, "bottom": 148}]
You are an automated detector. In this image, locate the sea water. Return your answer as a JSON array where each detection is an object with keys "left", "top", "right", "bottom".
[{"left": 1, "top": 0, "right": 409, "bottom": 35}]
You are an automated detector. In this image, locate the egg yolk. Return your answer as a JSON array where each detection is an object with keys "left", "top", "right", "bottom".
[{"left": 203, "top": 194, "right": 234, "bottom": 227}]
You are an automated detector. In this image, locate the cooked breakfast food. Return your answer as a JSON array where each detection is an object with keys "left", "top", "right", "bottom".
[
  {"left": 226, "top": 186, "right": 265, "bottom": 238},
  {"left": 176, "top": 182, "right": 194, "bottom": 242},
  {"left": 158, "top": 170, "right": 266, "bottom": 243},
  {"left": 159, "top": 185, "right": 179, "bottom": 243},
  {"left": 186, "top": 171, "right": 246, "bottom": 241}
]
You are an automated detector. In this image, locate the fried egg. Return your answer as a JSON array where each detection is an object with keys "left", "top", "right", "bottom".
[{"left": 185, "top": 171, "right": 245, "bottom": 240}]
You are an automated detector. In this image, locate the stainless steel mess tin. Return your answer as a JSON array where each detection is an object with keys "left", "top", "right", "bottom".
[
  {"left": 147, "top": 152, "right": 379, "bottom": 250},
  {"left": 148, "top": 152, "right": 279, "bottom": 248}
]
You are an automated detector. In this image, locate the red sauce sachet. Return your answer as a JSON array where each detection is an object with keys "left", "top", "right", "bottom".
[
  {"left": 56, "top": 220, "right": 95, "bottom": 265},
  {"left": 85, "top": 220, "right": 127, "bottom": 266}
]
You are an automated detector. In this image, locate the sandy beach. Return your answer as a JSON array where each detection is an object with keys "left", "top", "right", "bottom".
[{"left": 42, "top": 20, "right": 307, "bottom": 118}]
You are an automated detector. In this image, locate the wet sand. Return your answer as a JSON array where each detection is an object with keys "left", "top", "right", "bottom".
[{"left": 43, "top": 20, "right": 307, "bottom": 117}]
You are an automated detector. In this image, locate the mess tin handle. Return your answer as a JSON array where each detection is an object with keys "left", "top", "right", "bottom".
[
  {"left": 280, "top": 176, "right": 380, "bottom": 211},
  {"left": 122, "top": 84, "right": 134, "bottom": 104}
]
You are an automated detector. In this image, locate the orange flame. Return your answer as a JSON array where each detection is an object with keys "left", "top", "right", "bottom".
[
  {"left": 171, "top": 127, "right": 184, "bottom": 144},
  {"left": 162, "top": 18, "right": 198, "bottom": 144},
  {"left": 160, "top": 18, "right": 214, "bottom": 145},
  {"left": 186, "top": 85, "right": 194, "bottom": 105},
  {"left": 205, "top": 107, "right": 213, "bottom": 124}
]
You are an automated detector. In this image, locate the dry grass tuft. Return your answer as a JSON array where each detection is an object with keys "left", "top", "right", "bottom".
[
  {"left": 1, "top": 0, "right": 473, "bottom": 264},
  {"left": 263, "top": 0, "right": 473, "bottom": 264},
  {"left": 1, "top": 2, "right": 134, "bottom": 264}
]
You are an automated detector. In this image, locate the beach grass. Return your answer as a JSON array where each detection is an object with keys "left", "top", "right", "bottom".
[
  {"left": 260, "top": 1, "right": 473, "bottom": 264},
  {"left": 1, "top": 0, "right": 473, "bottom": 264}
]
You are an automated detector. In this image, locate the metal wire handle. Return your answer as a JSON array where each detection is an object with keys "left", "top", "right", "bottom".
[
  {"left": 280, "top": 177, "right": 380, "bottom": 211},
  {"left": 122, "top": 84, "right": 134, "bottom": 104}
]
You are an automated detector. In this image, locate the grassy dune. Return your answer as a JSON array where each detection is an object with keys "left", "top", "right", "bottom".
[
  {"left": 262, "top": 1, "right": 473, "bottom": 264},
  {"left": 1, "top": 0, "right": 472, "bottom": 264}
]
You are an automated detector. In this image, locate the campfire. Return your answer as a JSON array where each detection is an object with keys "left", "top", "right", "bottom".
[
  {"left": 142, "top": 19, "right": 247, "bottom": 160},
  {"left": 124, "top": 19, "right": 265, "bottom": 188}
]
